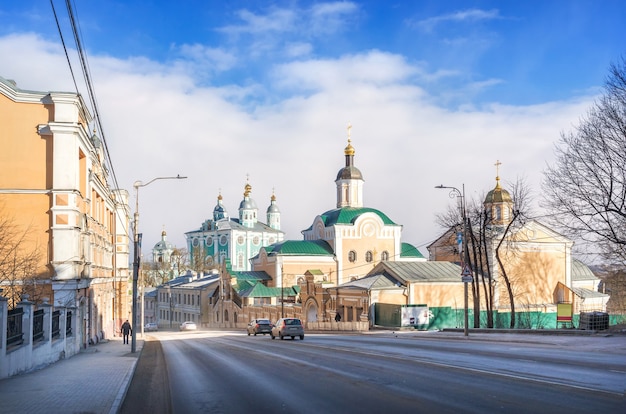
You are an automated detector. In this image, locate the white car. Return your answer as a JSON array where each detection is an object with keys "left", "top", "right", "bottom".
[{"left": 179, "top": 321, "right": 197, "bottom": 331}]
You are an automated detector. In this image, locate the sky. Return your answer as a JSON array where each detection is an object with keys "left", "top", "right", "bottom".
[{"left": 0, "top": 1, "right": 624, "bottom": 260}]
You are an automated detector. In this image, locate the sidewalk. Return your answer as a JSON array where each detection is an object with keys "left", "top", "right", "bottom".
[{"left": 0, "top": 336, "right": 144, "bottom": 414}]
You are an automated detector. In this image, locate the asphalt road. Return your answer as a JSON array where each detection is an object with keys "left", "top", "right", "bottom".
[
  {"left": 120, "top": 336, "right": 171, "bottom": 414},
  {"left": 121, "top": 330, "right": 626, "bottom": 413}
]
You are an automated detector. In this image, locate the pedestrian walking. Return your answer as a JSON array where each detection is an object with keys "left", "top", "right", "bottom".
[
  {"left": 121, "top": 320, "right": 132, "bottom": 344},
  {"left": 335, "top": 312, "right": 341, "bottom": 322}
]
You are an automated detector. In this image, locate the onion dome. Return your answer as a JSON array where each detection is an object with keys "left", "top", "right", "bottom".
[{"left": 484, "top": 176, "right": 512, "bottom": 204}]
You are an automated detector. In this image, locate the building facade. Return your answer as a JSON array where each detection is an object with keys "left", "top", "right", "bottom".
[
  {"left": 185, "top": 183, "right": 284, "bottom": 272},
  {"left": 427, "top": 171, "right": 609, "bottom": 327},
  {"left": 0, "top": 76, "right": 130, "bottom": 346}
]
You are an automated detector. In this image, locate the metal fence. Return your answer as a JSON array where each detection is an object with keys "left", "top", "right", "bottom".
[
  {"left": 66, "top": 311, "right": 72, "bottom": 336},
  {"left": 52, "top": 310, "right": 60, "bottom": 338},
  {"left": 7, "top": 308, "right": 24, "bottom": 346},
  {"left": 33, "top": 309, "right": 44, "bottom": 342}
]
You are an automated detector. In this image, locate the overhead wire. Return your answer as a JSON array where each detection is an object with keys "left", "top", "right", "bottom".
[{"left": 50, "top": 0, "right": 131, "bottom": 239}]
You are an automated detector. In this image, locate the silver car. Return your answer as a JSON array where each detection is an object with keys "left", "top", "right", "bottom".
[
  {"left": 144, "top": 322, "right": 158, "bottom": 332},
  {"left": 271, "top": 318, "right": 304, "bottom": 340}
]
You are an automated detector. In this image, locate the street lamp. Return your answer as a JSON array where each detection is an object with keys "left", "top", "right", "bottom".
[
  {"left": 435, "top": 184, "right": 470, "bottom": 337},
  {"left": 131, "top": 174, "right": 187, "bottom": 353}
]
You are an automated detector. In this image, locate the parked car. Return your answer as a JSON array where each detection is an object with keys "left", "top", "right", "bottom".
[
  {"left": 271, "top": 318, "right": 304, "bottom": 340},
  {"left": 247, "top": 319, "right": 273, "bottom": 336},
  {"left": 179, "top": 321, "right": 197, "bottom": 331},
  {"left": 144, "top": 322, "right": 158, "bottom": 332}
]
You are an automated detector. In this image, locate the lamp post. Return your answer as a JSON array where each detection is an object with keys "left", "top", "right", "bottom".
[
  {"left": 131, "top": 174, "right": 187, "bottom": 353},
  {"left": 436, "top": 184, "right": 470, "bottom": 337}
]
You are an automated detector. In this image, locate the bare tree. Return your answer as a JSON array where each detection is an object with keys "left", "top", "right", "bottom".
[
  {"left": 436, "top": 178, "right": 532, "bottom": 329},
  {"left": 0, "top": 206, "right": 44, "bottom": 308},
  {"left": 543, "top": 57, "right": 626, "bottom": 264}
]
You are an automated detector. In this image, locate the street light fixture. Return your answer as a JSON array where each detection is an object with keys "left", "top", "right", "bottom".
[
  {"left": 435, "top": 184, "right": 470, "bottom": 337},
  {"left": 131, "top": 174, "right": 187, "bottom": 353}
]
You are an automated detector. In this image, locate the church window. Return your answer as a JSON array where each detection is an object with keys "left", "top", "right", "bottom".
[
  {"left": 192, "top": 238, "right": 199, "bottom": 247},
  {"left": 237, "top": 235, "right": 244, "bottom": 245},
  {"left": 237, "top": 253, "right": 244, "bottom": 268},
  {"left": 495, "top": 206, "right": 502, "bottom": 220},
  {"left": 206, "top": 237, "right": 213, "bottom": 247},
  {"left": 381, "top": 251, "right": 389, "bottom": 261},
  {"left": 348, "top": 250, "right": 357, "bottom": 262},
  {"left": 365, "top": 251, "right": 373, "bottom": 262},
  {"left": 220, "top": 235, "right": 228, "bottom": 246},
  {"left": 253, "top": 236, "right": 260, "bottom": 245}
]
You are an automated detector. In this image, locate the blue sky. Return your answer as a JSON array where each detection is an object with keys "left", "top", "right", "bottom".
[{"left": 1, "top": 1, "right": 624, "bottom": 259}]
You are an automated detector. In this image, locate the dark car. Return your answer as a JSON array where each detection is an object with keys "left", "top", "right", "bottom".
[
  {"left": 247, "top": 318, "right": 273, "bottom": 336},
  {"left": 271, "top": 318, "right": 304, "bottom": 340}
]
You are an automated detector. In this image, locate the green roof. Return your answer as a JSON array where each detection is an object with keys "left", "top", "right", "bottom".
[
  {"left": 400, "top": 243, "right": 425, "bottom": 259},
  {"left": 268, "top": 240, "right": 334, "bottom": 256},
  {"left": 318, "top": 207, "right": 397, "bottom": 227},
  {"left": 237, "top": 283, "right": 299, "bottom": 298},
  {"left": 231, "top": 271, "right": 271, "bottom": 282}
]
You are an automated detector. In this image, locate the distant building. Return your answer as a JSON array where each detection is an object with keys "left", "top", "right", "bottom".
[
  {"left": 212, "top": 127, "right": 425, "bottom": 328},
  {"left": 427, "top": 169, "right": 609, "bottom": 327},
  {"left": 185, "top": 182, "right": 284, "bottom": 272}
]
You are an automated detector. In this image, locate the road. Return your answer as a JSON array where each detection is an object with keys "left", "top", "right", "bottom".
[{"left": 121, "top": 330, "right": 626, "bottom": 413}]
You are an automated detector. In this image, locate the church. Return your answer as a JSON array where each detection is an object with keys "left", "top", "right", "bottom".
[
  {"left": 427, "top": 167, "right": 609, "bottom": 328},
  {"left": 185, "top": 182, "right": 284, "bottom": 272},
  {"left": 209, "top": 127, "right": 425, "bottom": 328}
]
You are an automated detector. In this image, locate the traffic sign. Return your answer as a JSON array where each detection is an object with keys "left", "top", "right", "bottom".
[{"left": 461, "top": 264, "right": 472, "bottom": 283}]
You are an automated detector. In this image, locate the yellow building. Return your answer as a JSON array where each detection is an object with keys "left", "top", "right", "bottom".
[
  {"left": 427, "top": 172, "right": 609, "bottom": 328},
  {"left": 212, "top": 129, "right": 425, "bottom": 329},
  {"left": 0, "top": 76, "right": 130, "bottom": 344}
]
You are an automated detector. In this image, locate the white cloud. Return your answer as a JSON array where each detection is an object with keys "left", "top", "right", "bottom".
[
  {"left": 218, "top": 8, "right": 297, "bottom": 35},
  {"left": 413, "top": 8, "right": 502, "bottom": 32},
  {"left": 0, "top": 33, "right": 595, "bottom": 256}
]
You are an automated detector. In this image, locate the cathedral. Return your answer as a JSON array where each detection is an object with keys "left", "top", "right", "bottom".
[{"left": 185, "top": 182, "right": 284, "bottom": 272}]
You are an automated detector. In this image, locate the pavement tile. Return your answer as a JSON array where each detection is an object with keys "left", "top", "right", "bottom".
[{"left": 0, "top": 336, "right": 143, "bottom": 414}]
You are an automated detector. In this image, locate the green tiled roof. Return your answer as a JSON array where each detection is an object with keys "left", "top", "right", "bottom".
[
  {"left": 318, "top": 207, "right": 397, "bottom": 227},
  {"left": 268, "top": 240, "right": 334, "bottom": 256},
  {"left": 400, "top": 243, "right": 425, "bottom": 258},
  {"left": 238, "top": 283, "right": 299, "bottom": 298},
  {"left": 231, "top": 271, "right": 271, "bottom": 282}
]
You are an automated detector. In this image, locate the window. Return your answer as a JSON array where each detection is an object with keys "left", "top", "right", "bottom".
[
  {"left": 366, "top": 251, "right": 373, "bottom": 262},
  {"left": 381, "top": 251, "right": 389, "bottom": 261},
  {"left": 348, "top": 250, "right": 357, "bottom": 262}
]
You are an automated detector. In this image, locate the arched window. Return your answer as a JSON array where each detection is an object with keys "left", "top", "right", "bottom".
[
  {"left": 348, "top": 250, "right": 357, "bottom": 262},
  {"left": 366, "top": 251, "right": 373, "bottom": 262},
  {"left": 381, "top": 251, "right": 389, "bottom": 261}
]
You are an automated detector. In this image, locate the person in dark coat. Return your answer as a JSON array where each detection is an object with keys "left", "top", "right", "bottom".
[
  {"left": 121, "top": 320, "right": 132, "bottom": 344},
  {"left": 335, "top": 312, "right": 341, "bottom": 322}
]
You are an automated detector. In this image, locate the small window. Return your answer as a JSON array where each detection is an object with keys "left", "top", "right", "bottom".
[
  {"left": 348, "top": 250, "right": 357, "bottom": 262},
  {"left": 366, "top": 251, "right": 373, "bottom": 262},
  {"left": 381, "top": 251, "right": 389, "bottom": 261}
]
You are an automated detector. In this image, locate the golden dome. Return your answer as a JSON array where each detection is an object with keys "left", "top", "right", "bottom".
[{"left": 344, "top": 138, "right": 355, "bottom": 156}]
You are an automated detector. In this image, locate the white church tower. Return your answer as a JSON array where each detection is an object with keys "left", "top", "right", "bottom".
[{"left": 336, "top": 124, "right": 364, "bottom": 208}]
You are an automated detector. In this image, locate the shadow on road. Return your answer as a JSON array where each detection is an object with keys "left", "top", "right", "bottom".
[{"left": 120, "top": 337, "right": 171, "bottom": 414}]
